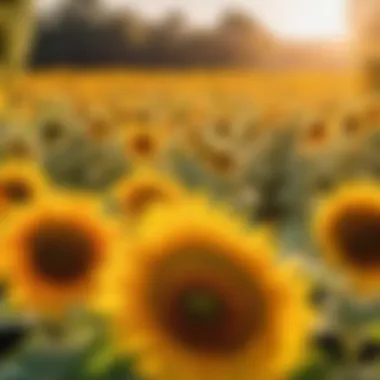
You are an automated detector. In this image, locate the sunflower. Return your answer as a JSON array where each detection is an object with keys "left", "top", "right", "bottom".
[
  {"left": 85, "top": 110, "right": 115, "bottom": 141},
  {"left": 0, "top": 162, "right": 48, "bottom": 211},
  {"left": 4, "top": 135, "right": 35, "bottom": 161},
  {"left": 35, "top": 111, "right": 80, "bottom": 152},
  {"left": 334, "top": 107, "right": 369, "bottom": 148},
  {"left": 314, "top": 182, "right": 380, "bottom": 295},
  {"left": 238, "top": 117, "right": 262, "bottom": 143},
  {"left": 203, "top": 147, "right": 241, "bottom": 179},
  {"left": 108, "top": 201, "right": 313, "bottom": 380},
  {"left": 37, "top": 118, "right": 67, "bottom": 146},
  {"left": 340, "top": 112, "right": 363, "bottom": 136},
  {"left": 296, "top": 116, "right": 335, "bottom": 156},
  {"left": 3, "top": 194, "right": 121, "bottom": 316},
  {"left": 211, "top": 117, "right": 233, "bottom": 139},
  {"left": 112, "top": 169, "right": 183, "bottom": 221},
  {"left": 124, "top": 125, "right": 168, "bottom": 164}
]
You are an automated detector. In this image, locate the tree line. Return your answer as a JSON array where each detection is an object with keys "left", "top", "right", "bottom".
[{"left": 30, "top": 0, "right": 275, "bottom": 68}]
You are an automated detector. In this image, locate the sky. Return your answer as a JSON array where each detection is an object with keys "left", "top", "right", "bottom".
[{"left": 36, "top": 0, "right": 348, "bottom": 41}]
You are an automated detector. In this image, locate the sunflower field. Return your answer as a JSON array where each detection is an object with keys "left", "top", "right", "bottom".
[{"left": 0, "top": 69, "right": 379, "bottom": 380}]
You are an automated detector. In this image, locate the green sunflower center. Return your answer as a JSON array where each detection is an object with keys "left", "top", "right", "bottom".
[{"left": 181, "top": 289, "right": 223, "bottom": 324}]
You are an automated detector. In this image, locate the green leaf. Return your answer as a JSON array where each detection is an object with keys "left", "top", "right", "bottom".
[{"left": 291, "top": 357, "right": 335, "bottom": 380}]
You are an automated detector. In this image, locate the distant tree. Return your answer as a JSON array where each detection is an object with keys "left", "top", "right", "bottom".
[
  {"left": 31, "top": 0, "right": 273, "bottom": 68},
  {"left": 216, "top": 9, "right": 273, "bottom": 66}
]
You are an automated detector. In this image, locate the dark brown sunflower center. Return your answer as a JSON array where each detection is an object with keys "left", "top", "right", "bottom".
[
  {"left": 148, "top": 250, "right": 267, "bottom": 355},
  {"left": 209, "top": 152, "right": 235, "bottom": 174},
  {"left": 0, "top": 179, "right": 34, "bottom": 204},
  {"left": 8, "top": 140, "right": 31, "bottom": 158},
  {"left": 308, "top": 121, "right": 326, "bottom": 143},
  {"left": 333, "top": 206, "right": 380, "bottom": 269},
  {"left": 127, "top": 187, "right": 167, "bottom": 216},
  {"left": 343, "top": 116, "right": 360, "bottom": 135},
  {"left": 42, "top": 122, "right": 64, "bottom": 143},
  {"left": 133, "top": 134, "right": 154, "bottom": 156},
  {"left": 26, "top": 220, "right": 97, "bottom": 284}
]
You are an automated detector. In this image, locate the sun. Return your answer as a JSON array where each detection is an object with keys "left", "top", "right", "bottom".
[
  {"left": 61, "top": 0, "right": 348, "bottom": 40},
  {"left": 264, "top": 0, "right": 348, "bottom": 40}
]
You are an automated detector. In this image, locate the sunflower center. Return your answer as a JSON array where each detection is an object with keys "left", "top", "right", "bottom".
[
  {"left": 344, "top": 116, "right": 359, "bottom": 135},
  {"left": 127, "top": 187, "right": 166, "bottom": 217},
  {"left": 210, "top": 152, "right": 235, "bottom": 174},
  {"left": 8, "top": 140, "right": 31, "bottom": 159},
  {"left": 42, "top": 122, "right": 64, "bottom": 143},
  {"left": 333, "top": 205, "right": 380, "bottom": 269},
  {"left": 0, "top": 179, "right": 34, "bottom": 204},
  {"left": 133, "top": 134, "right": 154, "bottom": 156},
  {"left": 149, "top": 250, "right": 267, "bottom": 354},
  {"left": 181, "top": 289, "right": 223, "bottom": 324},
  {"left": 26, "top": 220, "right": 97, "bottom": 285},
  {"left": 308, "top": 121, "right": 326, "bottom": 143}
]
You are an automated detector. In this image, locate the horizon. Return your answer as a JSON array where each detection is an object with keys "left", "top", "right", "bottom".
[{"left": 35, "top": 0, "right": 349, "bottom": 42}]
